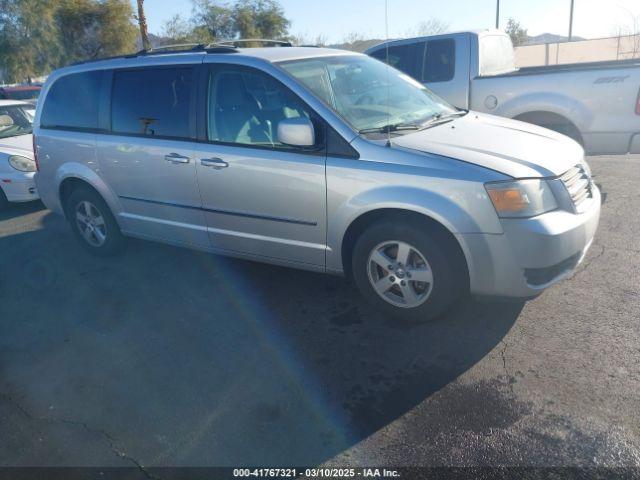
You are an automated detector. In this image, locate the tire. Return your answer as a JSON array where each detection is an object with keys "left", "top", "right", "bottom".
[
  {"left": 0, "top": 188, "right": 8, "bottom": 211},
  {"left": 549, "top": 123, "right": 583, "bottom": 147},
  {"left": 351, "top": 220, "right": 466, "bottom": 322},
  {"left": 514, "top": 113, "right": 584, "bottom": 147},
  {"left": 66, "top": 187, "right": 125, "bottom": 256}
]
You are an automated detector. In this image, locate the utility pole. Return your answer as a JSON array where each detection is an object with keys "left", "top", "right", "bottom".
[
  {"left": 496, "top": 0, "right": 500, "bottom": 29},
  {"left": 137, "top": 0, "right": 152, "bottom": 51},
  {"left": 568, "top": 0, "right": 575, "bottom": 41}
]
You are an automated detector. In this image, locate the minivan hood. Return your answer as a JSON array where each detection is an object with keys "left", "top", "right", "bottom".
[
  {"left": 0, "top": 133, "right": 33, "bottom": 158},
  {"left": 391, "top": 112, "right": 582, "bottom": 178}
]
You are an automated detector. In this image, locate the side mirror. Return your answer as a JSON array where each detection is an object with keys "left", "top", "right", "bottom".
[
  {"left": 277, "top": 117, "right": 315, "bottom": 147},
  {"left": 0, "top": 114, "right": 14, "bottom": 128}
]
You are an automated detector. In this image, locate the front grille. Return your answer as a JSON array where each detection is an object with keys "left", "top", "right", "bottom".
[{"left": 560, "top": 164, "right": 593, "bottom": 210}]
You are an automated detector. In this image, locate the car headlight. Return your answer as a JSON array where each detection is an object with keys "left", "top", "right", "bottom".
[
  {"left": 8, "top": 155, "right": 36, "bottom": 172},
  {"left": 485, "top": 179, "right": 558, "bottom": 218}
]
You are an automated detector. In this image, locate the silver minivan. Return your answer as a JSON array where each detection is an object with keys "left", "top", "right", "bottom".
[{"left": 34, "top": 45, "right": 601, "bottom": 321}]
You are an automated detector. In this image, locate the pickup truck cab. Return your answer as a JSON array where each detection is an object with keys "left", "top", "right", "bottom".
[
  {"left": 367, "top": 30, "right": 640, "bottom": 155},
  {"left": 34, "top": 45, "right": 600, "bottom": 321}
]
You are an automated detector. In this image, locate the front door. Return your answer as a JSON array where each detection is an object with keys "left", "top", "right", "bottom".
[
  {"left": 192, "top": 64, "right": 327, "bottom": 267},
  {"left": 97, "top": 65, "right": 209, "bottom": 247}
]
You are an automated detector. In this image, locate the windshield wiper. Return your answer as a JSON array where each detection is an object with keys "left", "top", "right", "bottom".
[
  {"left": 358, "top": 122, "right": 421, "bottom": 134},
  {"left": 417, "top": 110, "right": 468, "bottom": 129},
  {"left": 359, "top": 110, "right": 468, "bottom": 135}
]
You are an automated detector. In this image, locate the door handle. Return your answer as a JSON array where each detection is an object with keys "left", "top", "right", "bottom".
[
  {"left": 165, "top": 153, "right": 190, "bottom": 164},
  {"left": 201, "top": 158, "right": 229, "bottom": 169}
]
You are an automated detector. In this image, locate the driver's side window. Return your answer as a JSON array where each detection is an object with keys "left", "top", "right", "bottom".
[{"left": 207, "top": 66, "right": 314, "bottom": 149}]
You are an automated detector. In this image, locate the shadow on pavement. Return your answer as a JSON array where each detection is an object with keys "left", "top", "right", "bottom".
[
  {"left": 0, "top": 212, "right": 523, "bottom": 466},
  {"left": 0, "top": 200, "right": 45, "bottom": 222}
]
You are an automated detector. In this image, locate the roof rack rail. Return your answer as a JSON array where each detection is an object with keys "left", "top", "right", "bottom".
[
  {"left": 204, "top": 44, "right": 240, "bottom": 53},
  {"left": 134, "top": 43, "right": 207, "bottom": 55},
  {"left": 213, "top": 39, "right": 293, "bottom": 48},
  {"left": 69, "top": 41, "right": 241, "bottom": 67}
]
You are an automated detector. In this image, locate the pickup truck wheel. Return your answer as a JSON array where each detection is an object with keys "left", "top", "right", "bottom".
[
  {"left": 514, "top": 112, "right": 584, "bottom": 147},
  {"left": 66, "top": 188, "right": 125, "bottom": 256},
  {"left": 352, "top": 221, "right": 463, "bottom": 322},
  {"left": 550, "top": 123, "right": 583, "bottom": 146}
]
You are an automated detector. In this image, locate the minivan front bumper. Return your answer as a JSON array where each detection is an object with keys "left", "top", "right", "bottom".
[{"left": 458, "top": 185, "right": 601, "bottom": 298}]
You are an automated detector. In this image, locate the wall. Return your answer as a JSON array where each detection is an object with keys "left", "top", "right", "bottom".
[{"left": 515, "top": 34, "right": 640, "bottom": 67}]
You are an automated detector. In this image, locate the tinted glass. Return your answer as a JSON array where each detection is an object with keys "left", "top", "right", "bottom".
[
  {"left": 41, "top": 72, "right": 100, "bottom": 129},
  {"left": 422, "top": 39, "right": 455, "bottom": 82},
  {"left": 112, "top": 68, "right": 192, "bottom": 138},
  {"left": 207, "top": 66, "right": 314, "bottom": 148},
  {"left": 370, "top": 44, "right": 419, "bottom": 77}
]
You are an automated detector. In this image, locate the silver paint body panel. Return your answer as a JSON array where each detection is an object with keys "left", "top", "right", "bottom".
[{"left": 34, "top": 48, "right": 600, "bottom": 298}]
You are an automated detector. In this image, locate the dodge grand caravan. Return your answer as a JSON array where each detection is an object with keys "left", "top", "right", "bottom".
[{"left": 33, "top": 45, "right": 601, "bottom": 321}]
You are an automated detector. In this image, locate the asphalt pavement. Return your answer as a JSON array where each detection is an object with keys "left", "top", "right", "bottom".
[{"left": 0, "top": 155, "right": 638, "bottom": 471}]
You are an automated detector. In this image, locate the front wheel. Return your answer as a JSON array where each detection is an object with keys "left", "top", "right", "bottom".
[
  {"left": 66, "top": 188, "right": 125, "bottom": 256},
  {"left": 352, "top": 220, "right": 466, "bottom": 322}
]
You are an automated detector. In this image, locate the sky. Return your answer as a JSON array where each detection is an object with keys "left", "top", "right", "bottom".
[{"left": 136, "top": 0, "right": 640, "bottom": 43}]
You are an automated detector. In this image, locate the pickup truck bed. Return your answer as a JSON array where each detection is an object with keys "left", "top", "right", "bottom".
[{"left": 496, "top": 58, "right": 640, "bottom": 77}]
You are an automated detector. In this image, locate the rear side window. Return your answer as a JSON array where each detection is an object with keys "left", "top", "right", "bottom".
[
  {"left": 370, "top": 43, "right": 420, "bottom": 78},
  {"left": 422, "top": 39, "right": 455, "bottom": 83},
  {"left": 111, "top": 67, "right": 193, "bottom": 139},
  {"left": 41, "top": 71, "right": 101, "bottom": 130}
]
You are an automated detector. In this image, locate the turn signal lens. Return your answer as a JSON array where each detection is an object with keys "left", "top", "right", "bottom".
[
  {"left": 485, "top": 179, "right": 558, "bottom": 218},
  {"left": 487, "top": 188, "right": 530, "bottom": 212}
]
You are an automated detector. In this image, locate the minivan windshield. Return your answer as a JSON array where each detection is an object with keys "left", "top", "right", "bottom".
[
  {"left": 279, "top": 55, "right": 458, "bottom": 134},
  {"left": 0, "top": 104, "right": 33, "bottom": 139}
]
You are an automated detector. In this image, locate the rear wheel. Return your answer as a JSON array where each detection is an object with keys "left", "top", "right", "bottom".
[
  {"left": 352, "top": 220, "right": 466, "bottom": 322},
  {"left": 66, "top": 188, "right": 125, "bottom": 256}
]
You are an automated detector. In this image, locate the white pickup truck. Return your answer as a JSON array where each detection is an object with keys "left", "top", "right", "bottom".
[{"left": 366, "top": 30, "right": 640, "bottom": 155}]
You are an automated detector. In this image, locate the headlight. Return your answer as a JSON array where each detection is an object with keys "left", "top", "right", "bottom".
[
  {"left": 8, "top": 155, "right": 36, "bottom": 172},
  {"left": 485, "top": 179, "right": 558, "bottom": 218}
]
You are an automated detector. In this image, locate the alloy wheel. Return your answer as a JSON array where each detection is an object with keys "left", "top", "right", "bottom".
[
  {"left": 75, "top": 200, "right": 107, "bottom": 247},
  {"left": 367, "top": 240, "right": 434, "bottom": 308}
]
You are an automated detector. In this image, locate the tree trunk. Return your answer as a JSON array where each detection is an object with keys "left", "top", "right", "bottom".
[{"left": 137, "top": 0, "right": 152, "bottom": 51}]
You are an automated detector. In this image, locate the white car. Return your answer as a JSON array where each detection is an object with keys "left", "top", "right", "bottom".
[{"left": 0, "top": 100, "right": 38, "bottom": 209}]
